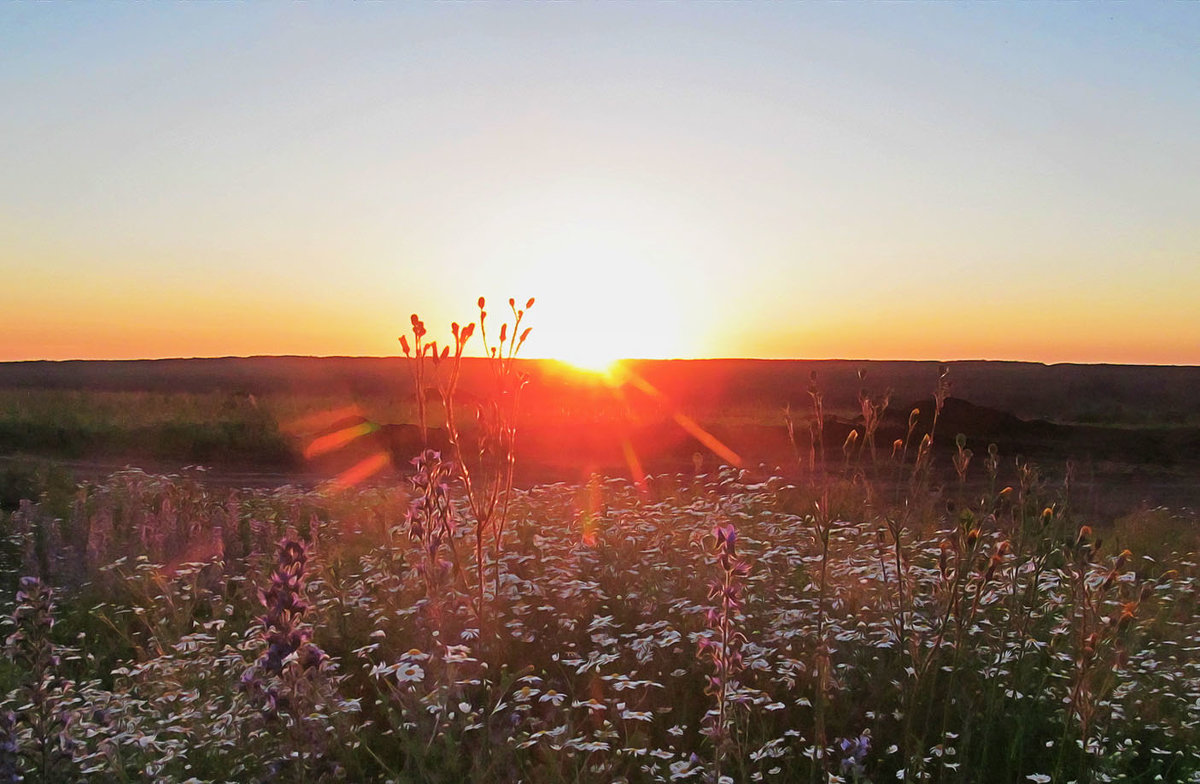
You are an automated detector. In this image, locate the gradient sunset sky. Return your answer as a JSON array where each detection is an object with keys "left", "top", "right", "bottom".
[{"left": 3, "top": 4, "right": 1198, "bottom": 365}]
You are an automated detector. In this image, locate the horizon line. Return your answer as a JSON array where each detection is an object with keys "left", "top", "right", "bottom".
[{"left": 2, "top": 354, "right": 1198, "bottom": 370}]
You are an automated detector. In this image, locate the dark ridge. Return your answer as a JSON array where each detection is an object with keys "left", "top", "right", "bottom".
[
  {"left": 3, "top": 357, "right": 1200, "bottom": 425},
  {"left": 2, "top": 359, "right": 1199, "bottom": 496}
]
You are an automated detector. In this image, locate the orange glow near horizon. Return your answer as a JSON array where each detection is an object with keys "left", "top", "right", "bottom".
[
  {"left": 554, "top": 345, "right": 623, "bottom": 375},
  {"left": 6, "top": 225, "right": 1200, "bottom": 366},
  {"left": 555, "top": 355, "right": 624, "bottom": 380}
]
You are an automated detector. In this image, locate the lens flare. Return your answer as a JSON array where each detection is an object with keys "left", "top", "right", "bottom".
[{"left": 559, "top": 351, "right": 622, "bottom": 377}]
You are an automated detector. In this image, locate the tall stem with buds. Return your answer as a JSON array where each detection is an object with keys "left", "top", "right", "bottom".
[{"left": 701, "top": 522, "right": 750, "bottom": 781}]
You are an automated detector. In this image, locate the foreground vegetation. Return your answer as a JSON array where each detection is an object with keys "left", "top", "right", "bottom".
[{"left": 1, "top": 457, "right": 1197, "bottom": 783}]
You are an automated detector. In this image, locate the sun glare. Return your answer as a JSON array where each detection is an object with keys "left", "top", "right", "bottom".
[
  {"left": 558, "top": 347, "right": 622, "bottom": 377},
  {"left": 465, "top": 183, "right": 707, "bottom": 366}
]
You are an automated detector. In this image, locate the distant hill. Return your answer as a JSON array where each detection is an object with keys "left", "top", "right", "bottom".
[
  {"left": 2, "top": 357, "right": 1199, "bottom": 515},
  {"left": 2, "top": 356, "right": 1198, "bottom": 427}
]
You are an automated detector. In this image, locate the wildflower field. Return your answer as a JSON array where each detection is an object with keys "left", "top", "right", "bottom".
[{"left": 2, "top": 450, "right": 1198, "bottom": 783}]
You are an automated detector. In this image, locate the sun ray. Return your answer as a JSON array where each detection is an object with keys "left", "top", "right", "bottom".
[
  {"left": 281, "top": 404, "right": 365, "bottom": 436},
  {"left": 331, "top": 452, "right": 392, "bottom": 489},
  {"left": 303, "top": 421, "right": 380, "bottom": 460},
  {"left": 669, "top": 411, "right": 742, "bottom": 468},
  {"left": 621, "top": 437, "right": 650, "bottom": 497},
  {"left": 615, "top": 367, "right": 743, "bottom": 468}
]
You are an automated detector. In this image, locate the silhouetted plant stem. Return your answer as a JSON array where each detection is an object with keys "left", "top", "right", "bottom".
[
  {"left": 400, "top": 314, "right": 432, "bottom": 446},
  {"left": 811, "top": 487, "right": 832, "bottom": 781},
  {"left": 703, "top": 521, "right": 749, "bottom": 782},
  {"left": 409, "top": 297, "right": 532, "bottom": 633}
]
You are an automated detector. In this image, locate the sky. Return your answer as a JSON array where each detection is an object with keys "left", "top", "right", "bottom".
[{"left": 3, "top": 3, "right": 1198, "bottom": 365}]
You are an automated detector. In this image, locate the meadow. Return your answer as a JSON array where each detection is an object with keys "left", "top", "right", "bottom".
[
  {"left": 2, "top": 456, "right": 1198, "bottom": 783},
  {"left": 3, "top": 340, "right": 1200, "bottom": 783}
]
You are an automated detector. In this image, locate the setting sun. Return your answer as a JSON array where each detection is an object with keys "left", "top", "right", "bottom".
[
  {"left": 556, "top": 347, "right": 622, "bottom": 376},
  {"left": 472, "top": 187, "right": 711, "bottom": 365}
]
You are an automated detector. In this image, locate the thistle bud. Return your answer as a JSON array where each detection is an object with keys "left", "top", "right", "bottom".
[
  {"left": 399, "top": 335, "right": 410, "bottom": 356},
  {"left": 478, "top": 296, "right": 486, "bottom": 309},
  {"left": 526, "top": 297, "right": 535, "bottom": 309}
]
